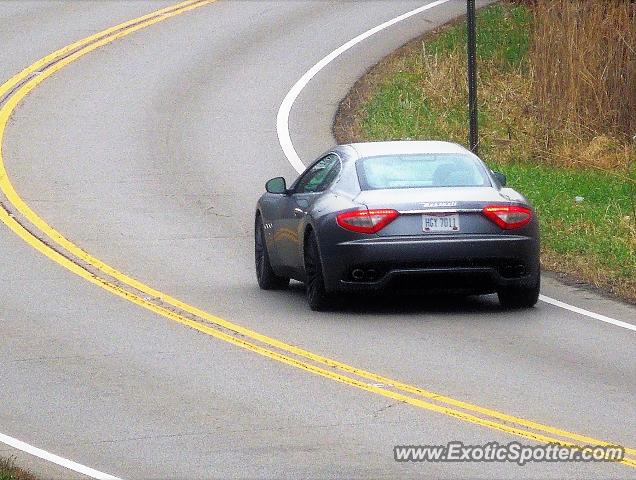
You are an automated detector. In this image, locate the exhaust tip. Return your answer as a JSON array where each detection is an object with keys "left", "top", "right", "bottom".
[{"left": 351, "top": 269, "right": 365, "bottom": 281}]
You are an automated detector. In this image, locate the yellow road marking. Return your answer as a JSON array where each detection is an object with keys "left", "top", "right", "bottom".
[{"left": 0, "top": 0, "right": 634, "bottom": 468}]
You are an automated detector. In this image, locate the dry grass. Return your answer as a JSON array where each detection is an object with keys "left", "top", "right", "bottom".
[
  {"left": 0, "top": 458, "right": 38, "bottom": 480},
  {"left": 528, "top": 0, "right": 636, "bottom": 173},
  {"left": 530, "top": 0, "right": 636, "bottom": 144}
]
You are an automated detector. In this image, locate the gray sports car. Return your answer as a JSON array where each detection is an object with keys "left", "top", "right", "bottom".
[{"left": 255, "top": 141, "right": 540, "bottom": 311}]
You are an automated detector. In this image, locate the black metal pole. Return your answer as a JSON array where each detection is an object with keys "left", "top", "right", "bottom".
[{"left": 467, "top": 0, "right": 479, "bottom": 155}]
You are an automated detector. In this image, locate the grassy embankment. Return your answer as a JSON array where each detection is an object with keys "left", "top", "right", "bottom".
[
  {"left": 0, "top": 458, "right": 37, "bottom": 480},
  {"left": 335, "top": 1, "right": 636, "bottom": 301}
]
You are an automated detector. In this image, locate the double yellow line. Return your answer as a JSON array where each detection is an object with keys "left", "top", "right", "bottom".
[{"left": 0, "top": 0, "right": 634, "bottom": 469}]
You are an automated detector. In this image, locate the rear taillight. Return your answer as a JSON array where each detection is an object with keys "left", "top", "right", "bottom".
[
  {"left": 336, "top": 209, "right": 399, "bottom": 234},
  {"left": 482, "top": 205, "right": 532, "bottom": 230}
]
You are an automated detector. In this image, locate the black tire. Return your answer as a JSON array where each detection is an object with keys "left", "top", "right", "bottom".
[
  {"left": 255, "top": 216, "right": 289, "bottom": 290},
  {"left": 304, "top": 232, "right": 333, "bottom": 311},
  {"left": 498, "top": 276, "right": 540, "bottom": 309}
]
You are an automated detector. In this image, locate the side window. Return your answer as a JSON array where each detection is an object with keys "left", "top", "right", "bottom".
[{"left": 295, "top": 154, "right": 341, "bottom": 193}]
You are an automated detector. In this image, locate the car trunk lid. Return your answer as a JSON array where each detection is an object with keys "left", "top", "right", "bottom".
[{"left": 354, "top": 187, "right": 513, "bottom": 236}]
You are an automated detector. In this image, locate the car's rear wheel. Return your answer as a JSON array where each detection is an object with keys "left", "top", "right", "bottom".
[
  {"left": 304, "top": 232, "right": 333, "bottom": 311},
  {"left": 255, "top": 216, "right": 289, "bottom": 290},
  {"left": 498, "top": 275, "right": 540, "bottom": 309}
]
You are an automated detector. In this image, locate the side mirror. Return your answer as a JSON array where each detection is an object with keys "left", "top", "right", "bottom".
[
  {"left": 265, "top": 177, "right": 287, "bottom": 194},
  {"left": 492, "top": 171, "right": 507, "bottom": 187}
]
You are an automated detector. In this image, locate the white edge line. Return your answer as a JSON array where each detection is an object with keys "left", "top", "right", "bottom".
[
  {"left": 539, "top": 295, "right": 636, "bottom": 332},
  {"left": 0, "top": 433, "right": 122, "bottom": 480},
  {"left": 276, "top": 0, "right": 452, "bottom": 174},
  {"left": 275, "top": 0, "right": 636, "bottom": 333}
]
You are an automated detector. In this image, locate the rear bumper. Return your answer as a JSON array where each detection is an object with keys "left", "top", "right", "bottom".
[{"left": 320, "top": 234, "right": 539, "bottom": 294}]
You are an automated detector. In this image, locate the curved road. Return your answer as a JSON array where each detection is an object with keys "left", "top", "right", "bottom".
[{"left": 0, "top": 1, "right": 634, "bottom": 478}]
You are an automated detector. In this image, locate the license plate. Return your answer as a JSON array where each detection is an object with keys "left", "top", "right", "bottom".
[{"left": 422, "top": 213, "right": 460, "bottom": 233}]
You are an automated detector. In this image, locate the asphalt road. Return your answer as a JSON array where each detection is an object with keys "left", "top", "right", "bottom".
[{"left": 0, "top": 1, "right": 634, "bottom": 478}]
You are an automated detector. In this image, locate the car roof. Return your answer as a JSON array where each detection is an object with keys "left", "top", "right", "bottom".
[{"left": 341, "top": 141, "right": 473, "bottom": 159}]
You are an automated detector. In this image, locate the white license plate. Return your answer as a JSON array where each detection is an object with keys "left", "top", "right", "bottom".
[{"left": 422, "top": 213, "right": 460, "bottom": 233}]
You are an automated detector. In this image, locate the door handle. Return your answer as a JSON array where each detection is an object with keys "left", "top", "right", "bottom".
[{"left": 293, "top": 207, "right": 305, "bottom": 217}]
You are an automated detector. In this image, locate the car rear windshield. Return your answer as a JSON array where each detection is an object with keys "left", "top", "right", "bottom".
[{"left": 356, "top": 153, "right": 491, "bottom": 190}]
